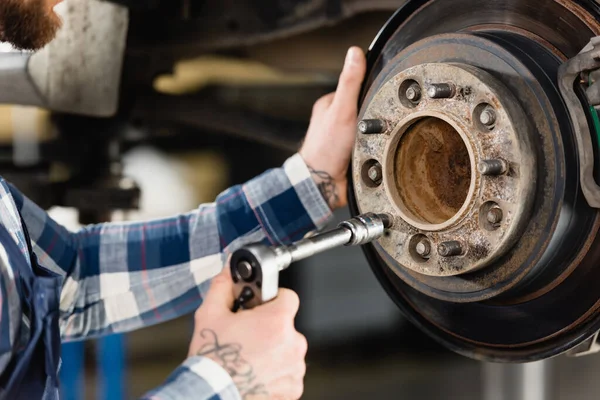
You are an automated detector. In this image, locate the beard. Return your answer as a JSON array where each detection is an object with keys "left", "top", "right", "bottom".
[{"left": 0, "top": 0, "right": 62, "bottom": 51}]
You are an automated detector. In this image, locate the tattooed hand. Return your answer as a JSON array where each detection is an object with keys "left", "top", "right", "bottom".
[
  {"left": 195, "top": 329, "right": 268, "bottom": 398},
  {"left": 299, "top": 46, "right": 367, "bottom": 209},
  {"left": 188, "top": 267, "right": 307, "bottom": 400}
]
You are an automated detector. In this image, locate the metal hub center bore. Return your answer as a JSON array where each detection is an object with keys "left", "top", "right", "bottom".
[
  {"left": 393, "top": 116, "right": 472, "bottom": 226},
  {"left": 353, "top": 63, "right": 536, "bottom": 277}
]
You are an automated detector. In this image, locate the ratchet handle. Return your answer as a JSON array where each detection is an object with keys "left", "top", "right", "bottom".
[
  {"left": 230, "top": 244, "right": 281, "bottom": 311},
  {"left": 229, "top": 213, "right": 392, "bottom": 310},
  {"left": 232, "top": 287, "right": 257, "bottom": 312}
]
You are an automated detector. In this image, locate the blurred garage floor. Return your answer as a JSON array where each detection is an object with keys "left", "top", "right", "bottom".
[
  {"left": 62, "top": 145, "right": 600, "bottom": 400},
  {"left": 78, "top": 336, "right": 600, "bottom": 400}
]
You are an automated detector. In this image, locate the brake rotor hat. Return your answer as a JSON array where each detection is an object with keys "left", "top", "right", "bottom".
[
  {"left": 354, "top": 63, "right": 535, "bottom": 279},
  {"left": 349, "top": 0, "right": 600, "bottom": 362}
]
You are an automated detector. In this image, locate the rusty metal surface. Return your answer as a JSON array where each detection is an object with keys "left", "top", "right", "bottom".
[
  {"left": 349, "top": 0, "right": 600, "bottom": 362},
  {"left": 395, "top": 117, "right": 470, "bottom": 224},
  {"left": 353, "top": 63, "right": 536, "bottom": 277},
  {"left": 355, "top": 32, "right": 576, "bottom": 303}
]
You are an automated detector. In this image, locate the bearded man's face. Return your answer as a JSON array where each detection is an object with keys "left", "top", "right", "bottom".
[{"left": 0, "top": 0, "right": 63, "bottom": 51}]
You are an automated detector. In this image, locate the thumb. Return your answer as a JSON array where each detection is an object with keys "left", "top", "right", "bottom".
[
  {"left": 331, "top": 46, "right": 367, "bottom": 115},
  {"left": 204, "top": 263, "right": 236, "bottom": 311}
]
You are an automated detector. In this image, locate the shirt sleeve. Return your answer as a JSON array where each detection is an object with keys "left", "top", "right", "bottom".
[
  {"left": 9, "top": 153, "right": 333, "bottom": 340},
  {"left": 139, "top": 356, "right": 241, "bottom": 400},
  {"left": 0, "top": 248, "right": 23, "bottom": 385}
]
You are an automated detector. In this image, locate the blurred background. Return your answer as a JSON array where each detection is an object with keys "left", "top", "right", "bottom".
[
  {"left": 1, "top": 0, "right": 600, "bottom": 398},
  {"left": 41, "top": 121, "right": 600, "bottom": 400}
]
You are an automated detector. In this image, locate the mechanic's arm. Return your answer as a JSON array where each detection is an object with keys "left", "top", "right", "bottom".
[
  {"left": 11, "top": 45, "right": 365, "bottom": 399},
  {"left": 9, "top": 148, "right": 332, "bottom": 339},
  {"left": 9, "top": 47, "right": 364, "bottom": 339}
]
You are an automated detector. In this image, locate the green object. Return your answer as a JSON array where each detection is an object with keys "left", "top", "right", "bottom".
[
  {"left": 587, "top": 75, "right": 600, "bottom": 152},
  {"left": 590, "top": 105, "right": 600, "bottom": 146}
]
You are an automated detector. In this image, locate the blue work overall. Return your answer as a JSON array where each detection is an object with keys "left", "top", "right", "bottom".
[{"left": 0, "top": 216, "right": 62, "bottom": 400}]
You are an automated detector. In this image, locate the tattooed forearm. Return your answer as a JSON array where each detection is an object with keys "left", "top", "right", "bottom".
[
  {"left": 196, "top": 329, "right": 268, "bottom": 399},
  {"left": 308, "top": 167, "right": 339, "bottom": 208}
]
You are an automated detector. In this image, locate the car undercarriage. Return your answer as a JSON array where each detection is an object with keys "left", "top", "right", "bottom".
[{"left": 3, "top": 0, "right": 600, "bottom": 365}]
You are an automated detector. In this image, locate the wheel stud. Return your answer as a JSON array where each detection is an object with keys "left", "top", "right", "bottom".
[
  {"left": 358, "top": 119, "right": 386, "bottom": 134},
  {"left": 427, "top": 83, "right": 455, "bottom": 99},
  {"left": 438, "top": 241, "right": 463, "bottom": 257},
  {"left": 478, "top": 159, "right": 508, "bottom": 176}
]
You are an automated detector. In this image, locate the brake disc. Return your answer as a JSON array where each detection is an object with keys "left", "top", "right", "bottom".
[{"left": 348, "top": 0, "right": 600, "bottom": 362}]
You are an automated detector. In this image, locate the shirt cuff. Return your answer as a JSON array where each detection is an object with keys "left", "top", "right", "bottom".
[
  {"left": 140, "top": 356, "right": 241, "bottom": 400},
  {"left": 282, "top": 153, "right": 334, "bottom": 233}
]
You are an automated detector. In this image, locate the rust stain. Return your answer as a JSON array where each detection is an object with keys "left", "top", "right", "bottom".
[
  {"left": 557, "top": 0, "right": 600, "bottom": 35},
  {"left": 395, "top": 117, "right": 471, "bottom": 224},
  {"left": 355, "top": 62, "right": 537, "bottom": 287}
]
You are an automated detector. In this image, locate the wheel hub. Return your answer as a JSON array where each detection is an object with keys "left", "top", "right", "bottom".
[
  {"left": 349, "top": 0, "right": 600, "bottom": 362},
  {"left": 354, "top": 62, "right": 536, "bottom": 277}
]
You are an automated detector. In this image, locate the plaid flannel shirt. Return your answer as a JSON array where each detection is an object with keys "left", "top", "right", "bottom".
[{"left": 0, "top": 153, "right": 333, "bottom": 399}]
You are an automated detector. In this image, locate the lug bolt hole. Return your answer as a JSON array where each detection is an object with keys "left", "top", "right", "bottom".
[
  {"left": 361, "top": 159, "right": 383, "bottom": 188},
  {"left": 474, "top": 103, "right": 497, "bottom": 131},
  {"left": 480, "top": 201, "right": 503, "bottom": 231},
  {"left": 399, "top": 79, "right": 422, "bottom": 108},
  {"left": 409, "top": 234, "right": 431, "bottom": 262}
]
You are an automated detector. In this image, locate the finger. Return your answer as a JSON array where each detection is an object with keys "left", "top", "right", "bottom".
[
  {"left": 268, "top": 376, "right": 304, "bottom": 400},
  {"left": 204, "top": 261, "right": 236, "bottom": 311},
  {"left": 262, "top": 288, "right": 300, "bottom": 316},
  {"left": 311, "top": 92, "right": 335, "bottom": 118},
  {"left": 331, "top": 46, "right": 367, "bottom": 117},
  {"left": 296, "top": 333, "right": 308, "bottom": 359}
]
